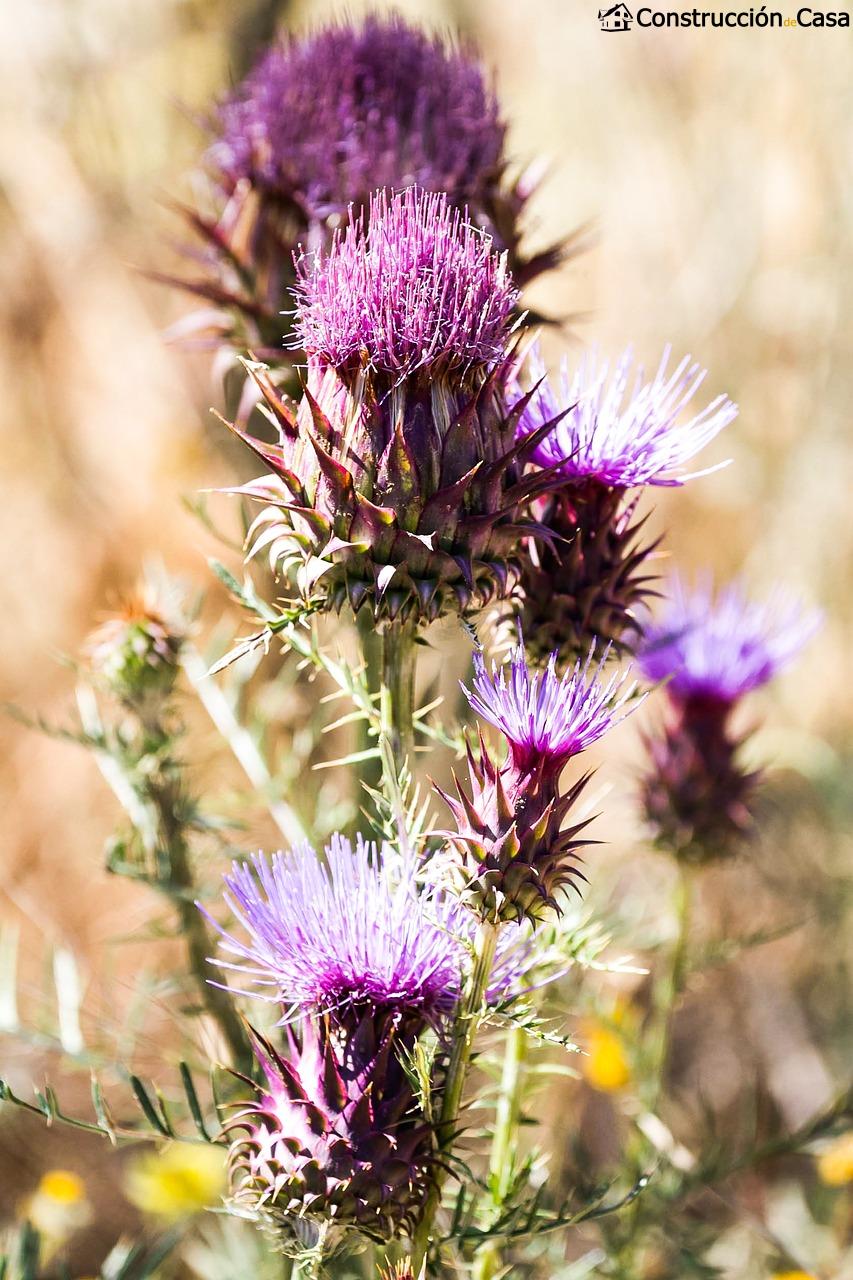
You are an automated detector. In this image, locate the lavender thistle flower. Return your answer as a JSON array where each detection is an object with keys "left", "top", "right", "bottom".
[
  {"left": 638, "top": 576, "right": 819, "bottom": 705},
  {"left": 291, "top": 188, "right": 517, "bottom": 377},
  {"left": 233, "top": 188, "right": 556, "bottom": 623},
  {"left": 170, "top": 16, "right": 557, "bottom": 357},
  {"left": 518, "top": 346, "right": 736, "bottom": 489},
  {"left": 209, "top": 835, "right": 461, "bottom": 1025},
  {"left": 213, "top": 18, "right": 505, "bottom": 228},
  {"left": 637, "top": 575, "right": 819, "bottom": 861},
  {"left": 206, "top": 834, "right": 528, "bottom": 1030},
  {"left": 511, "top": 344, "right": 737, "bottom": 667},
  {"left": 463, "top": 643, "right": 639, "bottom": 778},
  {"left": 435, "top": 636, "right": 639, "bottom": 923},
  {"left": 216, "top": 838, "right": 533, "bottom": 1239}
]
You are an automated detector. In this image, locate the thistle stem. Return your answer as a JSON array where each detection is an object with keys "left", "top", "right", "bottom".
[
  {"left": 472, "top": 1022, "right": 529, "bottom": 1280},
  {"left": 651, "top": 862, "right": 694, "bottom": 1109},
  {"left": 379, "top": 618, "right": 417, "bottom": 775},
  {"left": 489, "top": 1023, "right": 528, "bottom": 1201},
  {"left": 162, "top": 804, "right": 253, "bottom": 1075},
  {"left": 412, "top": 919, "right": 499, "bottom": 1273},
  {"left": 77, "top": 684, "right": 252, "bottom": 1075},
  {"left": 355, "top": 610, "right": 385, "bottom": 807}
]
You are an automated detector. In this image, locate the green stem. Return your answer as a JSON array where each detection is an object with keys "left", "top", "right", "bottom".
[
  {"left": 489, "top": 1023, "right": 528, "bottom": 1201},
  {"left": 157, "top": 787, "right": 253, "bottom": 1075},
  {"left": 355, "top": 610, "right": 384, "bottom": 809},
  {"left": 77, "top": 685, "right": 251, "bottom": 1075},
  {"left": 412, "top": 920, "right": 499, "bottom": 1274},
  {"left": 651, "top": 862, "right": 694, "bottom": 1110},
  {"left": 379, "top": 619, "right": 417, "bottom": 776},
  {"left": 472, "top": 1023, "right": 529, "bottom": 1280}
]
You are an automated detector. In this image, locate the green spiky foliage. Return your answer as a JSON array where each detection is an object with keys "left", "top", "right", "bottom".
[
  {"left": 227, "top": 360, "right": 558, "bottom": 626},
  {"left": 433, "top": 734, "right": 594, "bottom": 924}
]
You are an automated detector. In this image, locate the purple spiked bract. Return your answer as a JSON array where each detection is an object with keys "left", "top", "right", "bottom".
[
  {"left": 293, "top": 187, "right": 518, "bottom": 378},
  {"left": 227, "top": 1019, "right": 433, "bottom": 1243},
  {"left": 517, "top": 345, "right": 736, "bottom": 489},
  {"left": 463, "top": 641, "right": 639, "bottom": 779},
  {"left": 638, "top": 575, "right": 820, "bottom": 706}
]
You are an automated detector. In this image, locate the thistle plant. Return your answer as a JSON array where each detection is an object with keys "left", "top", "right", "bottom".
[
  {"left": 4, "top": 13, "right": 847, "bottom": 1280},
  {"left": 433, "top": 639, "right": 640, "bottom": 924}
]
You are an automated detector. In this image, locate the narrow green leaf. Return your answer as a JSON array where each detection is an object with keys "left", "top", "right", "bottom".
[
  {"left": 179, "top": 1062, "right": 211, "bottom": 1142},
  {"left": 130, "top": 1076, "right": 171, "bottom": 1137}
]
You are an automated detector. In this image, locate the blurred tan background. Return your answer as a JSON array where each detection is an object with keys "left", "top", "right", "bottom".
[{"left": 0, "top": 0, "right": 851, "bottom": 1269}]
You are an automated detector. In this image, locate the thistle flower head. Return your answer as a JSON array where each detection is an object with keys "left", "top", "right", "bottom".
[
  {"left": 517, "top": 345, "right": 736, "bottom": 489},
  {"left": 639, "top": 575, "right": 820, "bottom": 706},
  {"left": 206, "top": 834, "right": 527, "bottom": 1025},
  {"left": 208, "top": 835, "right": 460, "bottom": 1022},
  {"left": 293, "top": 187, "right": 518, "bottom": 379},
  {"left": 463, "top": 638, "right": 640, "bottom": 777},
  {"left": 211, "top": 17, "right": 506, "bottom": 225}
]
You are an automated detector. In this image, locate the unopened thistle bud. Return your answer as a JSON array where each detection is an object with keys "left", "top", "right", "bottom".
[
  {"left": 512, "top": 346, "right": 737, "bottom": 666},
  {"left": 638, "top": 576, "right": 819, "bottom": 861},
  {"left": 85, "top": 589, "right": 184, "bottom": 714},
  {"left": 232, "top": 188, "right": 558, "bottom": 623},
  {"left": 169, "top": 16, "right": 558, "bottom": 359},
  {"left": 434, "top": 638, "right": 640, "bottom": 923}
]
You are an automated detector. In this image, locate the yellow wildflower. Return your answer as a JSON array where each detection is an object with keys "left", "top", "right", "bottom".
[
  {"left": 124, "top": 1143, "right": 227, "bottom": 1221},
  {"left": 582, "top": 1022, "right": 631, "bottom": 1093},
  {"left": 816, "top": 1131, "right": 853, "bottom": 1186},
  {"left": 21, "top": 1169, "right": 90, "bottom": 1249},
  {"left": 771, "top": 1272, "right": 818, "bottom": 1280}
]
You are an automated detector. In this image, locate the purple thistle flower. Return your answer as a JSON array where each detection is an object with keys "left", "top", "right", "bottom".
[
  {"left": 516, "top": 344, "right": 737, "bottom": 489},
  {"left": 211, "top": 17, "right": 506, "bottom": 228},
  {"left": 229, "top": 187, "right": 546, "bottom": 624},
  {"left": 639, "top": 575, "right": 820, "bottom": 706},
  {"left": 462, "top": 638, "right": 640, "bottom": 777},
  {"left": 292, "top": 187, "right": 518, "bottom": 378},
  {"left": 205, "top": 834, "right": 528, "bottom": 1023}
]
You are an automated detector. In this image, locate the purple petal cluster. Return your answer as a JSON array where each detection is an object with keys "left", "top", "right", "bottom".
[
  {"left": 208, "top": 834, "right": 459, "bottom": 1018},
  {"left": 639, "top": 575, "right": 820, "bottom": 705},
  {"left": 463, "top": 639, "right": 640, "bottom": 776},
  {"left": 516, "top": 344, "right": 737, "bottom": 489},
  {"left": 210, "top": 16, "right": 506, "bottom": 224},
  {"left": 292, "top": 187, "right": 518, "bottom": 377},
  {"left": 206, "top": 833, "right": 528, "bottom": 1021}
]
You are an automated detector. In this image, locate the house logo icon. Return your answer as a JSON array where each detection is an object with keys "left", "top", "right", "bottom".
[{"left": 598, "top": 2, "right": 633, "bottom": 29}]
